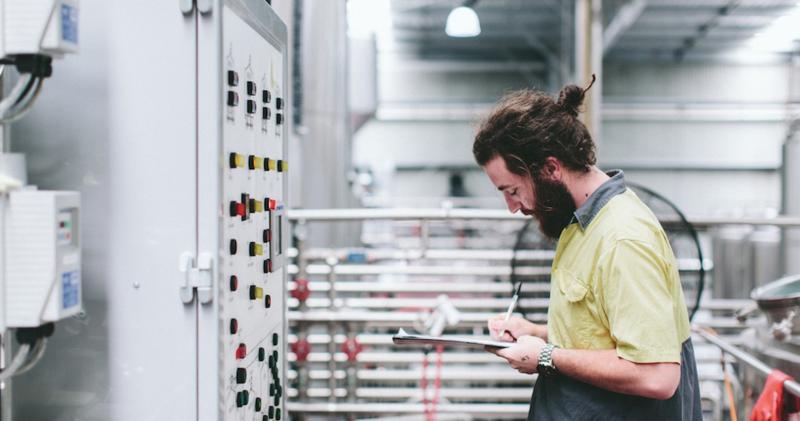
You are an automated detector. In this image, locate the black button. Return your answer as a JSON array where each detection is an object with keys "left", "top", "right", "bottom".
[
  {"left": 276, "top": 385, "right": 282, "bottom": 398},
  {"left": 259, "top": 347, "right": 266, "bottom": 361},
  {"left": 247, "top": 81, "right": 257, "bottom": 96},
  {"left": 227, "top": 91, "right": 239, "bottom": 107},
  {"left": 272, "top": 333, "right": 279, "bottom": 346},
  {"left": 248, "top": 155, "right": 257, "bottom": 170},
  {"left": 276, "top": 408, "right": 281, "bottom": 420},
  {"left": 254, "top": 397, "right": 262, "bottom": 411},
  {"left": 229, "top": 153, "right": 238, "bottom": 168},
  {"left": 262, "top": 90, "right": 271, "bottom": 103},
  {"left": 273, "top": 350, "right": 278, "bottom": 363},
  {"left": 249, "top": 242, "right": 258, "bottom": 257},
  {"left": 263, "top": 229, "right": 270, "bottom": 243},
  {"left": 276, "top": 97, "right": 283, "bottom": 110},
  {"left": 263, "top": 259, "right": 271, "bottom": 274},
  {"left": 229, "top": 239, "right": 238, "bottom": 255},
  {"left": 262, "top": 416, "right": 268, "bottom": 421},
  {"left": 249, "top": 285, "right": 258, "bottom": 300},
  {"left": 230, "top": 318, "right": 238, "bottom": 334},
  {"left": 268, "top": 406, "right": 275, "bottom": 418},
  {"left": 262, "top": 107, "right": 271, "bottom": 120},
  {"left": 270, "top": 384, "right": 275, "bottom": 396},
  {"left": 274, "top": 395, "right": 280, "bottom": 407},
  {"left": 247, "top": 100, "right": 257, "bottom": 114},
  {"left": 265, "top": 295, "right": 272, "bottom": 308},
  {"left": 229, "top": 201, "right": 239, "bottom": 217},
  {"left": 268, "top": 355, "right": 275, "bottom": 369},
  {"left": 230, "top": 275, "right": 238, "bottom": 291},
  {"left": 227, "top": 70, "right": 239, "bottom": 87},
  {"left": 236, "top": 391, "right": 246, "bottom": 407},
  {"left": 236, "top": 368, "right": 247, "bottom": 384},
  {"left": 263, "top": 158, "right": 271, "bottom": 171},
  {"left": 276, "top": 160, "right": 284, "bottom": 172},
  {"left": 276, "top": 113, "right": 283, "bottom": 125}
]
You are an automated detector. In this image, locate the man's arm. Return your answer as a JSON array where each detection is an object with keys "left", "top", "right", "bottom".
[{"left": 489, "top": 336, "right": 680, "bottom": 400}]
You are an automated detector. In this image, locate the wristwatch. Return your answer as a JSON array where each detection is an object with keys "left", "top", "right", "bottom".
[{"left": 537, "top": 343, "right": 558, "bottom": 377}]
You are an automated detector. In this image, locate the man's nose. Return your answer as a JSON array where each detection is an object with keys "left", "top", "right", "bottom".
[{"left": 504, "top": 196, "right": 520, "bottom": 214}]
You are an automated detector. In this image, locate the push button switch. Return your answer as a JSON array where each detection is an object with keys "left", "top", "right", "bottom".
[
  {"left": 262, "top": 107, "right": 271, "bottom": 120},
  {"left": 249, "top": 285, "right": 264, "bottom": 300},
  {"left": 229, "top": 239, "right": 238, "bottom": 255},
  {"left": 258, "top": 347, "right": 266, "bottom": 362},
  {"left": 230, "top": 275, "right": 238, "bottom": 291},
  {"left": 262, "top": 90, "right": 271, "bottom": 103},
  {"left": 275, "top": 113, "right": 283, "bottom": 125},
  {"left": 247, "top": 100, "right": 257, "bottom": 114},
  {"left": 246, "top": 81, "right": 257, "bottom": 96},
  {"left": 227, "top": 70, "right": 239, "bottom": 87},
  {"left": 249, "top": 242, "right": 264, "bottom": 257},
  {"left": 227, "top": 91, "right": 239, "bottom": 107},
  {"left": 236, "top": 390, "right": 248, "bottom": 407},
  {"left": 276, "top": 97, "right": 283, "bottom": 110},
  {"left": 230, "top": 318, "right": 238, "bottom": 334},
  {"left": 229, "top": 153, "right": 244, "bottom": 168},
  {"left": 235, "top": 343, "right": 246, "bottom": 359},
  {"left": 236, "top": 368, "right": 247, "bottom": 384}
]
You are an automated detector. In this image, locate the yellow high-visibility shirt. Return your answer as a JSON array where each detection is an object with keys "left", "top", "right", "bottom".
[{"left": 547, "top": 186, "right": 691, "bottom": 363}]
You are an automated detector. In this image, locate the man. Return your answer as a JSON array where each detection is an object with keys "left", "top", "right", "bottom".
[{"left": 473, "top": 80, "right": 702, "bottom": 420}]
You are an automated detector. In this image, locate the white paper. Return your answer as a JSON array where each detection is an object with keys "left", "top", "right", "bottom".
[{"left": 392, "top": 328, "right": 512, "bottom": 349}]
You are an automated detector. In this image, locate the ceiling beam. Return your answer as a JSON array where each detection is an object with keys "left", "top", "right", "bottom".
[{"left": 603, "top": 0, "right": 647, "bottom": 56}]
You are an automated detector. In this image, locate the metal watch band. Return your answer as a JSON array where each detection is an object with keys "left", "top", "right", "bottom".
[{"left": 538, "top": 343, "right": 558, "bottom": 377}]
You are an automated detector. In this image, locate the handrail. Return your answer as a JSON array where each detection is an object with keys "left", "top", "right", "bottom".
[{"left": 693, "top": 327, "right": 800, "bottom": 398}]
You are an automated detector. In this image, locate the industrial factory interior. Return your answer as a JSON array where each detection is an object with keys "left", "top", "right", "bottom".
[{"left": 1, "top": 0, "right": 800, "bottom": 419}]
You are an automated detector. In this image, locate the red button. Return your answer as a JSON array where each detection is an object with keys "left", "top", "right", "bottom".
[
  {"left": 235, "top": 343, "right": 246, "bottom": 359},
  {"left": 269, "top": 199, "right": 277, "bottom": 210},
  {"left": 230, "top": 319, "right": 238, "bottom": 334}
]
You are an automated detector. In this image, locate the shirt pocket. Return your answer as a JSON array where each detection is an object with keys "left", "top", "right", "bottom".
[{"left": 554, "top": 267, "right": 589, "bottom": 303}]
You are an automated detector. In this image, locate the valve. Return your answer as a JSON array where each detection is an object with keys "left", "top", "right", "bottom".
[
  {"left": 291, "top": 278, "right": 310, "bottom": 303},
  {"left": 290, "top": 339, "right": 311, "bottom": 362},
  {"left": 341, "top": 338, "right": 364, "bottom": 362}
]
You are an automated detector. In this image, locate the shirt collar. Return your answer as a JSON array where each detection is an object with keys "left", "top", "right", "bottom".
[{"left": 572, "top": 170, "right": 626, "bottom": 230}]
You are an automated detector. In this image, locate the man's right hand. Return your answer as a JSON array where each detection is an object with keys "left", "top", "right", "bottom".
[{"left": 488, "top": 315, "right": 545, "bottom": 342}]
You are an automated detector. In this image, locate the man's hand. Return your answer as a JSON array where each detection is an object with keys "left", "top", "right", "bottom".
[
  {"left": 488, "top": 315, "right": 546, "bottom": 342},
  {"left": 486, "top": 335, "right": 545, "bottom": 375}
]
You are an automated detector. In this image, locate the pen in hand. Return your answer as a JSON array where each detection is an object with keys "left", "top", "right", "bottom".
[{"left": 501, "top": 282, "right": 523, "bottom": 341}]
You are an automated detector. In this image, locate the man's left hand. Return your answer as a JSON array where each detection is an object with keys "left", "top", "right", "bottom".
[{"left": 486, "top": 335, "right": 545, "bottom": 374}]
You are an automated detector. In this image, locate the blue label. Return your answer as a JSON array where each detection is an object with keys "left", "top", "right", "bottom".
[
  {"left": 61, "top": 4, "right": 79, "bottom": 44},
  {"left": 62, "top": 270, "right": 80, "bottom": 309}
]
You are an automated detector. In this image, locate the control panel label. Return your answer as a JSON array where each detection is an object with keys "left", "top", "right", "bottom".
[{"left": 62, "top": 270, "right": 80, "bottom": 309}]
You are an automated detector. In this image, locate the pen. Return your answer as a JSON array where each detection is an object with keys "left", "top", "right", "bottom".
[{"left": 502, "top": 282, "right": 523, "bottom": 340}]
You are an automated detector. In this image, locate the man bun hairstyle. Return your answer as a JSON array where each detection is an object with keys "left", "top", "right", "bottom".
[
  {"left": 473, "top": 75, "right": 598, "bottom": 178},
  {"left": 557, "top": 74, "right": 595, "bottom": 117}
]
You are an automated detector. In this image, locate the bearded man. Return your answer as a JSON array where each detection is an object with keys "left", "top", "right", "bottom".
[{"left": 474, "top": 80, "right": 702, "bottom": 420}]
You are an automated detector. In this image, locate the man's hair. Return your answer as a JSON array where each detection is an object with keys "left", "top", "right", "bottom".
[{"left": 473, "top": 81, "right": 597, "bottom": 177}]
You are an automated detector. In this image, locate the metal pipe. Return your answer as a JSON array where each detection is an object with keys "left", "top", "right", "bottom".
[
  {"left": 288, "top": 208, "right": 800, "bottom": 227},
  {"left": 693, "top": 327, "right": 800, "bottom": 398}
]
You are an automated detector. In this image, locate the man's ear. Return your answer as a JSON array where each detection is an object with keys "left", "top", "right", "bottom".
[{"left": 540, "top": 157, "right": 562, "bottom": 181}]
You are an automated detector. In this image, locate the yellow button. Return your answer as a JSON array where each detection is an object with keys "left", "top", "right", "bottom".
[
  {"left": 254, "top": 286, "right": 263, "bottom": 298},
  {"left": 255, "top": 244, "right": 263, "bottom": 256},
  {"left": 254, "top": 157, "right": 263, "bottom": 168},
  {"left": 254, "top": 201, "right": 264, "bottom": 213},
  {"left": 267, "top": 159, "right": 277, "bottom": 171}
]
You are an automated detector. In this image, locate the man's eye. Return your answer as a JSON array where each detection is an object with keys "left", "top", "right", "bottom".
[{"left": 510, "top": 189, "right": 518, "bottom": 196}]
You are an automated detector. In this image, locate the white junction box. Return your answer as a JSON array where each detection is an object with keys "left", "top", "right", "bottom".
[
  {"left": 3, "top": 190, "right": 81, "bottom": 329},
  {"left": 0, "top": 0, "right": 79, "bottom": 58}
]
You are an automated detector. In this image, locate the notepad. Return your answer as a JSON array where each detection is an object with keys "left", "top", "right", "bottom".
[{"left": 392, "top": 328, "right": 512, "bottom": 349}]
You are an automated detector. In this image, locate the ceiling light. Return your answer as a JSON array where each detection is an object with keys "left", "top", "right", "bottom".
[{"left": 445, "top": 5, "right": 481, "bottom": 38}]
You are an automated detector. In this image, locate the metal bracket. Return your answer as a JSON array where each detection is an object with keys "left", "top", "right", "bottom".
[
  {"left": 179, "top": 252, "right": 214, "bottom": 304},
  {"left": 198, "top": 0, "right": 213, "bottom": 15},
  {"left": 179, "top": 0, "right": 195, "bottom": 15}
]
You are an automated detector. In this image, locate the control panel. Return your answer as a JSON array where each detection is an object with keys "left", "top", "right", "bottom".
[
  {"left": 2, "top": 189, "right": 81, "bottom": 331},
  {"left": 219, "top": 6, "right": 287, "bottom": 420}
]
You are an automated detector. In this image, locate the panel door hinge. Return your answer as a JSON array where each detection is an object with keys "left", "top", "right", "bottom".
[
  {"left": 179, "top": 0, "right": 195, "bottom": 15},
  {"left": 179, "top": 252, "right": 214, "bottom": 304}
]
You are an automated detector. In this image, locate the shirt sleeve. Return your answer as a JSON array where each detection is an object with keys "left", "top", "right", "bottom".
[{"left": 595, "top": 239, "right": 682, "bottom": 363}]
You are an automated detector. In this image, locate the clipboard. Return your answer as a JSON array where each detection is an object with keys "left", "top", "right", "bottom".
[{"left": 392, "top": 328, "right": 512, "bottom": 349}]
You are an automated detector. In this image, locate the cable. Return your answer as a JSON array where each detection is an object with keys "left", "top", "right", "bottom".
[
  {"left": 0, "top": 77, "right": 44, "bottom": 123},
  {"left": 14, "top": 338, "right": 47, "bottom": 376},
  {"left": 0, "top": 74, "right": 34, "bottom": 117},
  {"left": 0, "top": 343, "right": 32, "bottom": 382}
]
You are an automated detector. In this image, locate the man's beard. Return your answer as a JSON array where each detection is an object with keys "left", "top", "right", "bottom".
[{"left": 522, "top": 177, "right": 576, "bottom": 240}]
